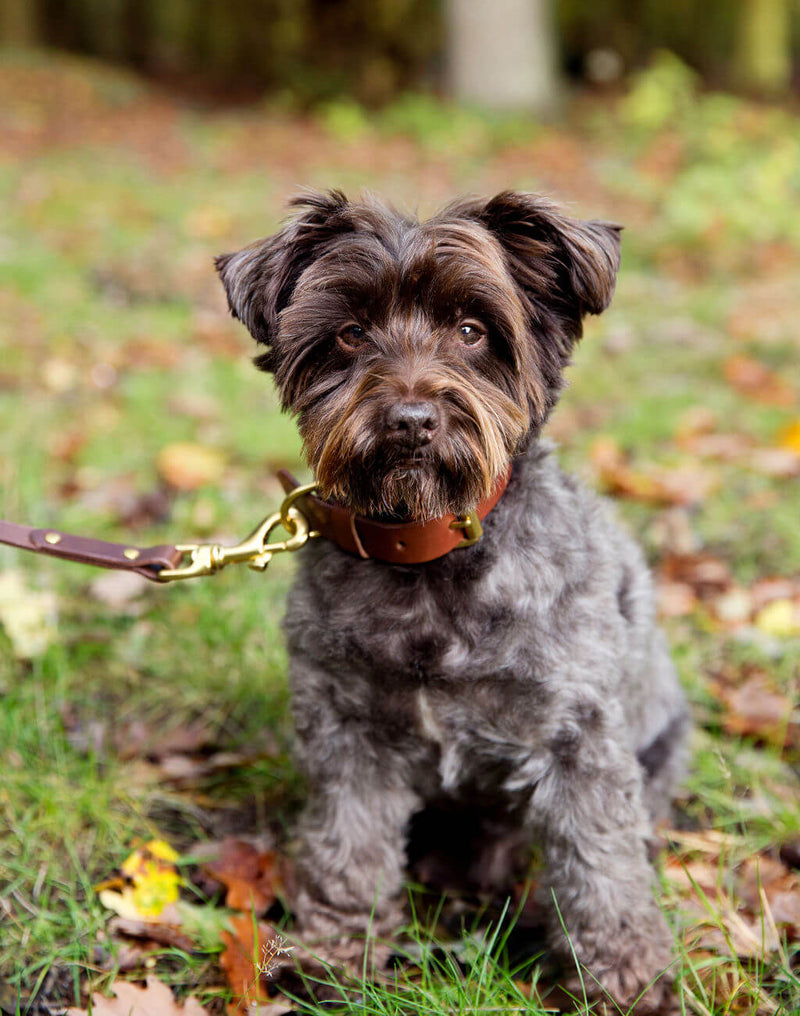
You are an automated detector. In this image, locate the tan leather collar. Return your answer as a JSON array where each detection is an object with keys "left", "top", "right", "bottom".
[{"left": 276, "top": 466, "right": 512, "bottom": 565}]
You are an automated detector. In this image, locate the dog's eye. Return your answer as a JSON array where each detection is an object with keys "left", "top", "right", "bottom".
[
  {"left": 458, "top": 321, "right": 486, "bottom": 347},
  {"left": 337, "top": 324, "right": 366, "bottom": 351}
]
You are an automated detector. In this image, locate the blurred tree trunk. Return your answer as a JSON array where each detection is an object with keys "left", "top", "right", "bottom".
[
  {"left": 0, "top": 0, "right": 38, "bottom": 45},
  {"left": 445, "top": 0, "right": 560, "bottom": 114},
  {"left": 734, "top": 0, "right": 792, "bottom": 93}
]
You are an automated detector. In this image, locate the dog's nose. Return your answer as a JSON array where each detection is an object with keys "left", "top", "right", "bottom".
[{"left": 385, "top": 401, "right": 440, "bottom": 445}]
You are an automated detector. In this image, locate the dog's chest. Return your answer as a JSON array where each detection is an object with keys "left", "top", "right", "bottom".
[
  {"left": 289, "top": 549, "right": 550, "bottom": 798},
  {"left": 317, "top": 559, "right": 523, "bottom": 682}
]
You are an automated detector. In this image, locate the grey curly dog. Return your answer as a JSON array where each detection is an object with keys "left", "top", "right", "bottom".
[{"left": 216, "top": 189, "right": 690, "bottom": 1013}]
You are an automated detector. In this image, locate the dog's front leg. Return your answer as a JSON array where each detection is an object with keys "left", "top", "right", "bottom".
[
  {"left": 528, "top": 709, "right": 676, "bottom": 1014},
  {"left": 289, "top": 676, "right": 421, "bottom": 966}
]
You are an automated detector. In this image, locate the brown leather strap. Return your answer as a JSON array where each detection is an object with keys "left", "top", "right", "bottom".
[
  {"left": 0, "top": 519, "right": 184, "bottom": 582},
  {"left": 276, "top": 467, "right": 511, "bottom": 565}
]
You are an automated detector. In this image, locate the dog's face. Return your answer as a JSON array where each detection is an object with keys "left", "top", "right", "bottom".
[{"left": 216, "top": 191, "right": 620, "bottom": 520}]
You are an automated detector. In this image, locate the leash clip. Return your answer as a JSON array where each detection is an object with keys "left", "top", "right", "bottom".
[{"left": 158, "top": 485, "right": 318, "bottom": 582}]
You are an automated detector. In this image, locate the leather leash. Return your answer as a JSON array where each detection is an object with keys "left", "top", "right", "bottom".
[
  {"left": 0, "top": 519, "right": 184, "bottom": 582},
  {"left": 0, "top": 469, "right": 511, "bottom": 581}
]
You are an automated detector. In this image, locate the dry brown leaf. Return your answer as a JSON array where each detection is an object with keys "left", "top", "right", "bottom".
[
  {"left": 107, "top": 915, "right": 195, "bottom": 952},
  {"left": 113, "top": 719, "right": 215, "bottom": 762},
  {"left": 48, "top": 427, "right": 88, "bottom": 463},
  {"left": 66, "top": 975, "right": 209, "bottom": 1016},
  {"left": 655, "top": 580, "right": 697, "bottom": 618},
  {"left": 202, "top": 838, "right": 281, "bottom": 914},
  {"left": 156, "top": 442, "right": 226, "bottom": 490},
  {"left": 674, "top": 405, "right": 718, "bottom": 442},
  {"left": 658, "top": 552, "right": 732, "bottom": 599},
  {"left": 590, "top": 437, "right": 717, "bottom": 506},
  {"left": 739, "top": 857, "right": 800, "bottom": 931},
  {"left": 723, "top": 355, "right": 796, "bottom": 407},
  {"left": 681, "top": 432, "right": 754, "bottom": 461},
  {"left": 713, "top": 671, "right": 797, "bottom": 749},
  {"left": 748, "top": 446, "right": 800, "bottom": 478},
  {"left": 750, "top": 577, "right": 800, "bottom": 612},
  {"left": 219, "top": 913, "right": 281, "bottom": 1014}
]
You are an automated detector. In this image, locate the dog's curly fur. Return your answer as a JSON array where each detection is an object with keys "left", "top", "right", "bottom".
[{"left": 216, "top": 190, "right": 690, "bottom": 1013}]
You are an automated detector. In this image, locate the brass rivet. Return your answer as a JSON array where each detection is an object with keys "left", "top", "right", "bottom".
[
  {"left": 123, "top": 548, "right": 140, "bottom": 560},
  {"left": 44, "top": 532, "right": 61, "bottom": 545}
]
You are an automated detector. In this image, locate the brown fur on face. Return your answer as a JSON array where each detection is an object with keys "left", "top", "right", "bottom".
[{"left": 216, "top": 190, "right": 621, "bottom": 520}]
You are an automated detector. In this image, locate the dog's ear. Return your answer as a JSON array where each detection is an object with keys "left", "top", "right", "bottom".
[
  {"left": 215, "top": 190, "right": 353, "bottom": 369},
  {"left": 455, "top": 191, "right": 622, "bottom": 334}
]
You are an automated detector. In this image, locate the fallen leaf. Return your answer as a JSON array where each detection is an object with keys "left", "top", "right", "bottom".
[
  {"left": 112, "top": 719, "right": 215, "bottom": 761},
  {"left": 71, "top": 475, "right": 171, "bottom": 528},
  {"left": 748, "top": 446, "right": 800, "bottom": 478},
  {"left": 65, "top": 975, "right": 209, "bottom": 1016},
  {"left": 674, "top": 406, "right": 717, "bottom": 442},
  {"left": 738, "top": 856, "right": 800, "bottom": 931},
  {"left": 90, "top": 570, "right": 151, "bottom": 611},
  {"left": 99, "top": 840, "right": 183, "bottom": 921},
  {"left": 655, "top": 580, "right": 697, "bottom": 618},
  {"left": 712, "top": 586, "right": 754, "bottom": 626},
  {"left": 0, "top": 569, "right": 58, "bottom": 658},
  {"left": 750, "top": 577, "right": 800, "bottom": 612},
  {"left": 755, "top": 598, "right": 800, "bottom": 638},
  {"left": 590, "top": 438, "right": 717, "bottom": 506},
  {"left": 202, "top": 838, "right": 281, "bottom": 914},
  {"left": 219, "top": 914, "right": 287, "bottom": 1014},
  {"left": 680, "top": 432, "right": 754, "bottom": 461},
  {"left": 47, "top": 428, "right": 88, "bottom": 463},
  {"left": 778, "top": 420, "right": 800, "bottom": 456},
  {"left": 658, "top": 553, "right": 732, "bottom": 599},
  {"left": 723, "top": 355, "right": 795, "bottom": 407},
  {"left": 156, "top": 442, "right": 227, "bottom": 490},
  {"left": 713, "top": 671, "right": 797, "bottom": 749},
  {"left": 107, "top": 916, "right": 195, "bottom": 953}
]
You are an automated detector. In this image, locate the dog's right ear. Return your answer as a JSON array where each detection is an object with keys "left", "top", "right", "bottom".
[{"left": 215, "top": 190, "right": 352, "bottom": 369}]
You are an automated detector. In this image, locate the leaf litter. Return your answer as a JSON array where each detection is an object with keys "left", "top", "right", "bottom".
[{"left": 65, "top": 976, "right": 209, "bottom": 1016}]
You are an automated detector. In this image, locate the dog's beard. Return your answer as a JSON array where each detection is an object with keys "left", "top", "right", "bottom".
[{"left": 301, "top": 377, "right": 527, "bottom": 521}]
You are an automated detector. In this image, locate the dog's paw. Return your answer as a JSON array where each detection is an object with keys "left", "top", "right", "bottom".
[{"left": 565, "top": 936, "right": 677, "bottom": 1015}]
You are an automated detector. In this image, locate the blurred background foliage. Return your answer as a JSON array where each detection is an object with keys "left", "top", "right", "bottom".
[{"left": 1, "top": 0, "right": 799, "bottom": 105}]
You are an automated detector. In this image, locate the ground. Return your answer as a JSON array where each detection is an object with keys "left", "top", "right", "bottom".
[{"left": 0, "top": 49, "right": 799, "bottom": 1016}]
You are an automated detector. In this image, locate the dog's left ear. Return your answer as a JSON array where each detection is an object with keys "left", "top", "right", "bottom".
[
  {"left": 215, "top": 190, "right": 353, "bottom": 369},
  {"left": 459, "top": 191, "right": 622, "bottom": 335}
]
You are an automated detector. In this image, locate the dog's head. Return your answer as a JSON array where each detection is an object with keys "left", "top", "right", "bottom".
[{"left": 216, "top": 190, "right": 620, "bottom": 520}]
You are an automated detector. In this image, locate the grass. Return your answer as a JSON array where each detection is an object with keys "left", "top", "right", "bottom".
[{"left": 1, "top": 48, "right": 799, "bottom": 1015}]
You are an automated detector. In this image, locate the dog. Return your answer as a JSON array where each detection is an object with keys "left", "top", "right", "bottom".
[{"left": 215, "top": 190, "right": 690, "bottom": 1013}]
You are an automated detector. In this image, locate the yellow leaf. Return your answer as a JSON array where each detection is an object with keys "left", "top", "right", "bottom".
[
  {"left": 0, "top": 570, "right": 58, "bottom": 659},
  {"left": 105, "top": 840, "right": 183, "bottom": 919},
  {"left": 147, "top": 838, "right": 180, "bottom": 863},
  {"left": 98, "top": 886, "right": 146, "bottom": 921},
  {"left": 755, "top": 598, "right": 800, "bottom": 638},
  {"left": 131, "top": 866, "right": 181, "bottom": 918},
  {"left": 778, "top": 420, "right": 800, "bottom": 457}
]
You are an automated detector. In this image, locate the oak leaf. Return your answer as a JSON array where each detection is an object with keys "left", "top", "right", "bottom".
[
  {"left": 201, "top": 838, "right": 281, "bottom": 914},
  {"left": 65, "top": 976, "right": 209, "bottom": 1016}
]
